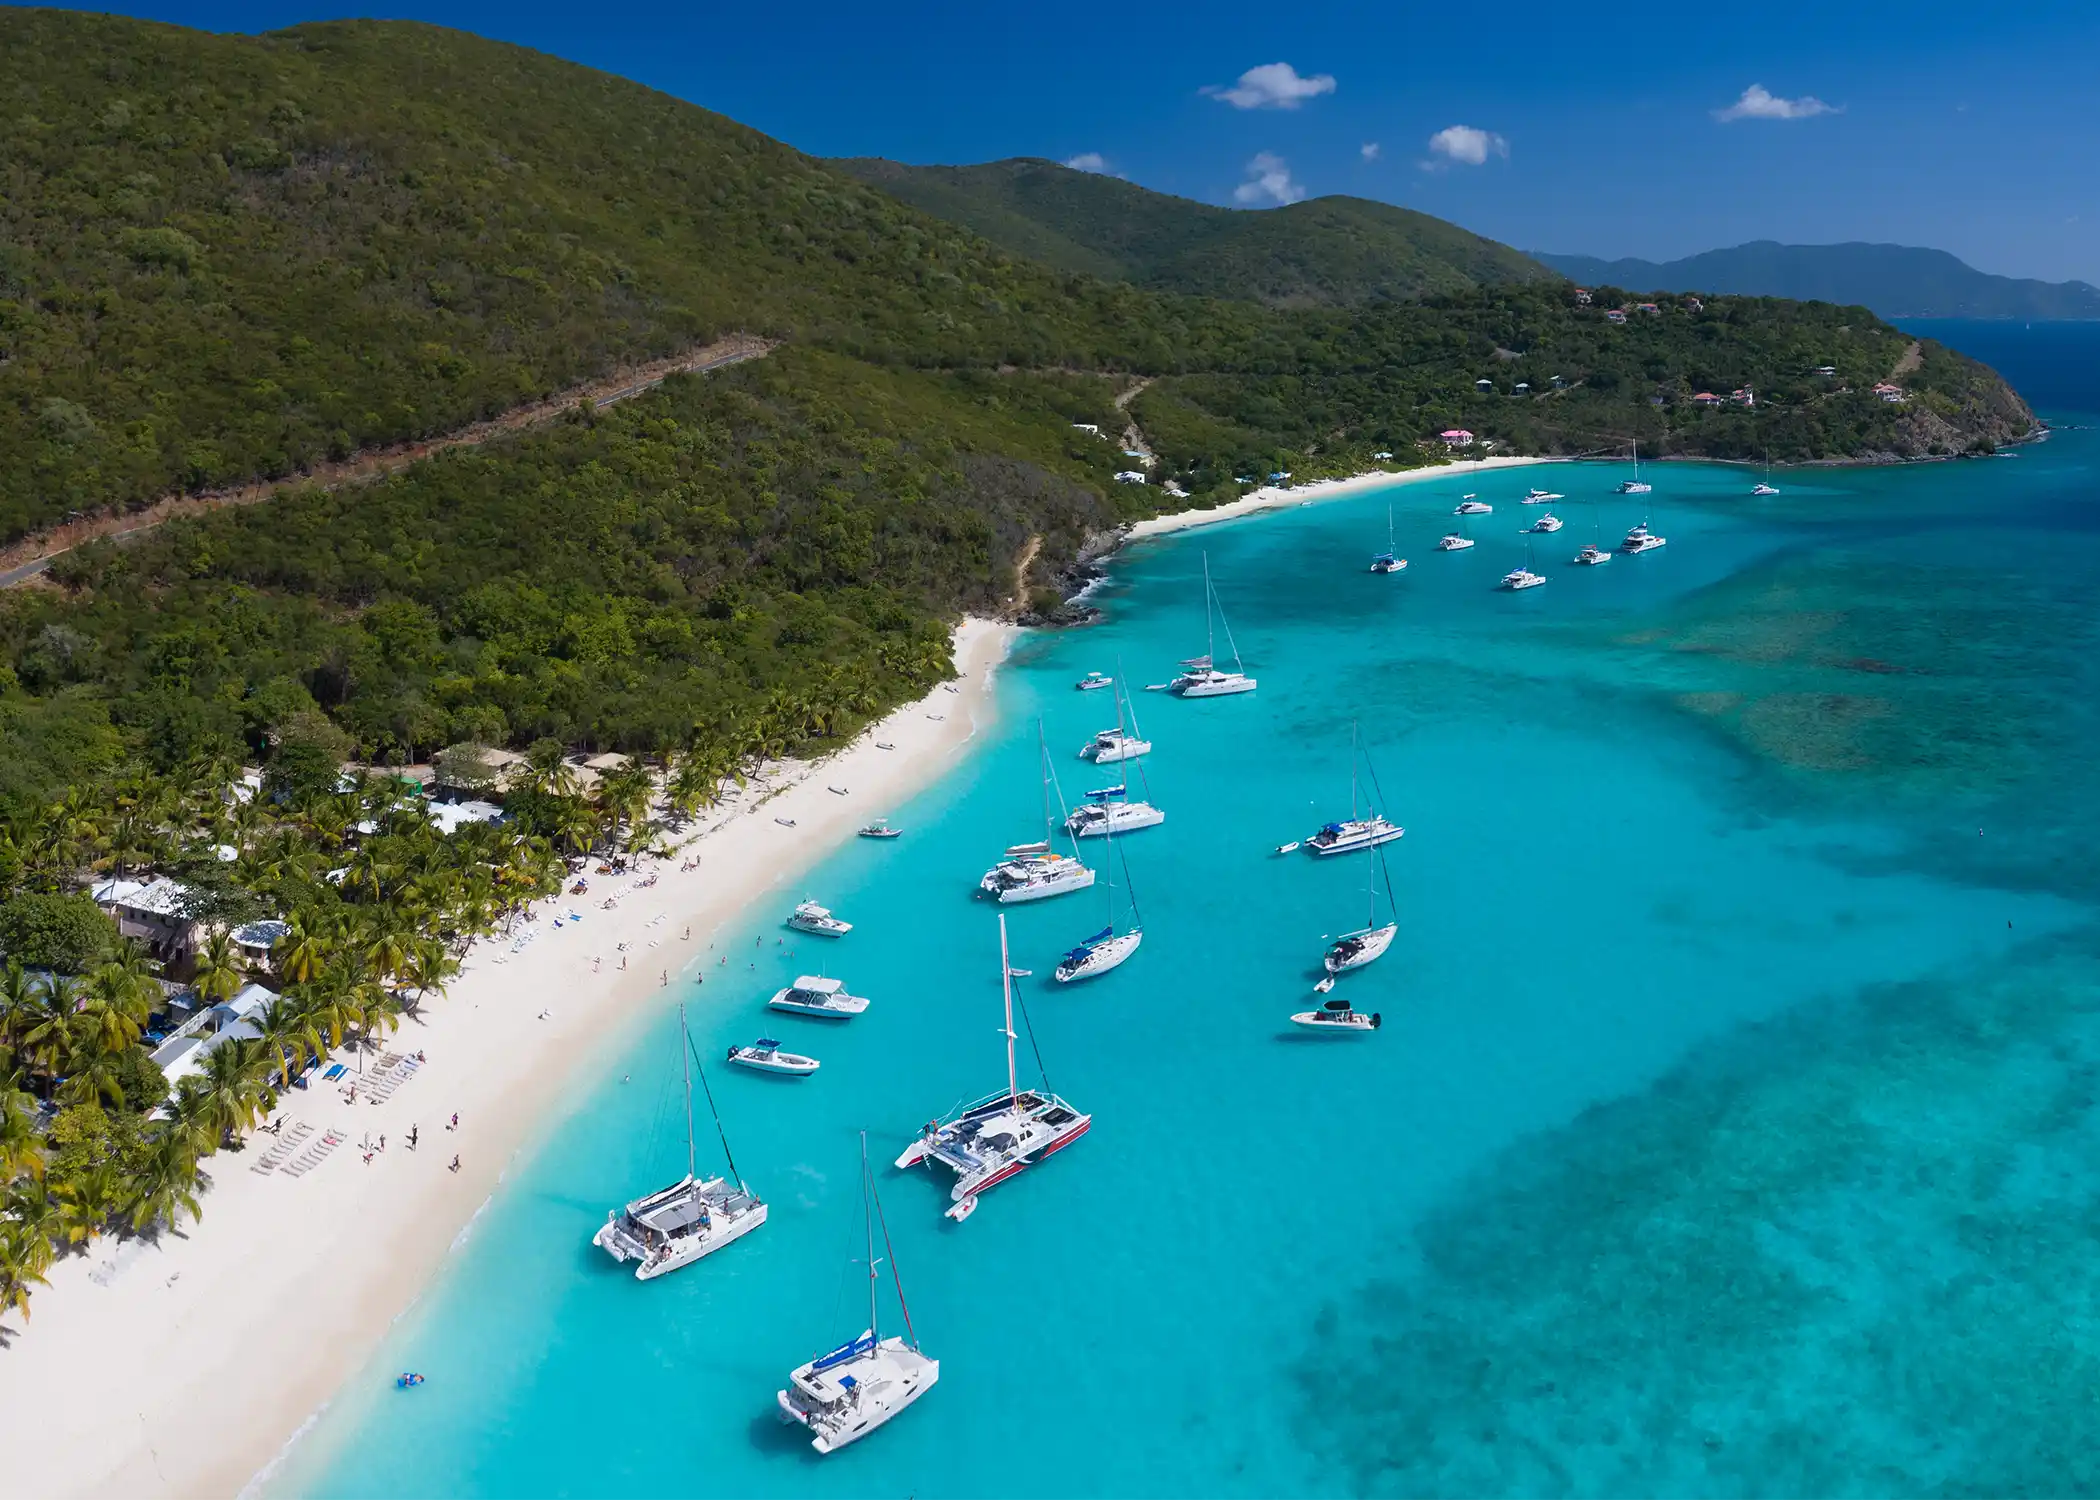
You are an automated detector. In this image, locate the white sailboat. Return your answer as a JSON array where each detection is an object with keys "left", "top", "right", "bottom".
[
  {"left": 895, "top": 915, "right": 1090, "bottom": 1222},
  {"left": 593, "top": 1006, "right": 766, "bottom": 1279},
  {"left": 1751, "top": 460, "right": 1779, "bottom": 497},
  {"left": 1436, "top": 515, "right": 1476, "bottom": 552},
  {"left": 1369, "top": 504, "right": 1407, "bottom": 573},
  {"left": 776, "top": 1133, "right": 939, "bottom": 1453},
  {"left": 979, "top": 722, "right": 1097, "bottom": 903},
  {"left": 1078, "top": 675, "right": 1152, "bottom": 764},
  {"left": 1325, "top": 838, "right": 1399, "bottom": 975},
  {"left": 1498, "top": 544, "right": 1547, "bottom": 590},
  {"left": 1305, "top": 722, "right": 1405, "bottom": 855},
  {"left": 1573, "top": 511, "right": 1612, "bottom": 566},
  {"left": 1455, "top": 495, "right": 1493, "bottom": 515},
  {"left": 1056, "top": 803, "right": 1143, "bottom": 983},
  {"left": 1616, "top": 440, "right": 1653, "bottom": 494},
  {"left": 1165, "top": 553, "right": 1257, "bottom": 697},
  {"left": 1527, "top": 512, "right": 1564, "bottom": 534}
]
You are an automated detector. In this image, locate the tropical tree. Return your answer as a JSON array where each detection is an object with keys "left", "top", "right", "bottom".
[
  {"left": 126, "top": 1135, "right": 203, "bottom": 1235},
  {"left": 190, "top": 929, "right": 246, "bottom": 1005},
  {"left": 271, "top": 918, "right": 328, "bottom": 986},
  {"left": 252, "top": 997, "right": 320, "bottom": 1087},
  {"left": 193, "top": 1040, "right": 270, "bottom": 1143},
  {"left": 50, "top": 1161, "right": 126, "bottom": 1246},
  {"left": 0, "top": 1215, "right": 50, "bottom": 1323},
  {"left": 0, "top": 1085, "right": 43, "bottom": 1183}
]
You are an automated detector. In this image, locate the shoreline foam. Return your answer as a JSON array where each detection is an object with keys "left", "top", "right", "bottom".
[
  {"left": 1123, "top": 456, "right": 1548, "bottom": 543},
  {"left": 0, "top": 618, "right": 1016, "bottom": 1500}
]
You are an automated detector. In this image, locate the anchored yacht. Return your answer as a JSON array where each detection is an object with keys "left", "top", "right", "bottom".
[
  {"left": 776, "top": 1134, "right": 939, "bottom": 1453},
  {"left": 1369, "top": 503, "right": 1407, "bottom": 573},
  {"left": 1326, "top": 837, "right": 1401, "bottom": 975},
  {"left": 895, "top": 916, "right": 1090, "bottom": 1222},
  {"left": 1522, "top": 487, "right": 1565, "bottom": 504},
  {"left": 1076, "top": 671, "right": 1113, "bottom": 692},
  {"left": 1455, "top": 496, "right": 1493, "bottom": 515},
  {"left": 1056, "top": 801, "right": 1144, "bottom": 984},
  {"left": 1079, "top": 727, "right": 1149, "bottom": 764},
  {"left": 594, "top": 1007, "right": 765, "bottom": 1279},
  {"left": 1499, "top": 545, "right": 1547, "bottom": 590},
  {"left": 1616, "top": 440, "right": 1653, "bottom": 494},
  {"left": 1065, "top": 780, "right": 1165, "bottom": 838},
  {"left": 1290, "top": 997, "right": 1383, "bottom": 1033},
  {"left": 1621, "top": 521, "right": 1667, "bottom": 554},
  {"left": 979, "top": 723, "right": 1096, "bottom": 904},
  {"left": 1437, "top": 517, "right": 1477, "bottom": 552},
  {"left": 1165, "top": 554, "right": 1257, "bottom": 697},
  {"left": 1306, "top": 723, "right": 1405, "bottom": 855},
  {"left": 727, "top": 1038, "right": 820, "bottom": 1076},
  {"left": 787, "top": 900, "right": 852, "bottom": 937},
  {"left": 1573, "top": 541, "right": 1612, "bottom": 565},
  {"left": 768, "top": 976, "right": 870, "bottom": 1019},
  {"left": 1752, "top": 481, "right": 1780, "bottom": 496},
  {"left": 1527, "top": 513, "right": 1564, "bottom": 533}
]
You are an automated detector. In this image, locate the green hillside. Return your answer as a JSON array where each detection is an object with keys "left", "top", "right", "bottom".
[{"left": 837, "top": 156, "right": 1554, "bottom": 306}]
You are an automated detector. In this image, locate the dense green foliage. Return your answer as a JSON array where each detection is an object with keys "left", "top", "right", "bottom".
[
  {"left": 838, "top": 157, "right": 1554, "bottom": 307},
  {"left": 0, "top": 893, "right": 117, "bottom": 973},
  {"left": 1534, "top": 242, "right": 2100, "bottom": 321}
]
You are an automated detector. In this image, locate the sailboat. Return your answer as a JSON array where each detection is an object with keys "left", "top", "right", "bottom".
[
  {"left": 1078, "top": 670, "right": 1152, "bottom": 764},
  {"left": 1165, "top": 553, "right": 1257, "bottom": 697},
  {"left": 1437, "top": 514, "right": 1476, "bottom": 551},
  {"left": 1305, "top": 723, "right": 1405, "bottom": 855},
  {"left": 1056, "top": 803, "right": 1143, "bottom": 983},
  {"left": 1067, "top": 687, "right": 1164, "bottom": 838},
  {"left": 895, "top": 915, "right": 1091, "bottom": 1222},
  {"left": 979, "top": 722, "right": 1097, "bottom": 903},
  {"left": 1369, "top": 504, "right": 1407, "bottom": 573},
  {"left": 1616, "top": 439, "right": 1653, "bottom": 494},
  {"left": 775, "top": 1133, "right": 940, "bottom": 1453},
  {"left": 592, "top": 1005, "right": 766, "bottom": 1280},
  {"left": 1573, "top": 510, "right": 1612, "bottom": 566},
  {"left": 1325, "top": 839, "right": 1399, "bottom": 974},
  {"left": 1498, "top": 543, "right": 1546, "bottom": 590},
  {"left": 1751, "top": 459, "right": 1779, "bottom": 497},
  {"left": 1621, "top": 513, "right": 1668, "bottom": 554}
]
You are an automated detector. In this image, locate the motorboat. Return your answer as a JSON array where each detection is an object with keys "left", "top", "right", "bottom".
[
  {"left": 1079, "top": 728, "right": 1150, "bottom": 764},
  {"left": 1290, "top": 998, "right": 1383, "bottom": 1033},
  {"left": 787, "top": 900, "right": 852, "bottom": 937},
  {"left": 1621, "top": 522, "right": 1667, "bottom": 554},
  {"left": 594, "top": 1007, "right": 766, "bottom": 1279},
  {"left": 1306, "top": 724, "right": 1405, "bottom": 856},
  {"left": 1165, "top": 554, "right": 1257, "bottom": 697},
  {"left": 1527, "top": 513, "right": 1564, "bottom": 533},
  {"left": 1616, "top": 439, "right": 1653, "bottom": 494},
  {"left": 1454, "top": 496, "right": 1493, "bottom": 515},
  {"left": 1076, "top": 671, "right": 1114, "bottom": 691},
  {"left": 768, "top": 976, "right": 870, "bottom": 1019},
  {"left": 858, "top": 819, "right": 903, "bottom": 840},
  {"left": 1369, "top": 503, "right": 1407, "bottom": 573},
  {"left": 726, "top": 1038, "right": 820, "bottom": 1076},
  {"left": 1522, "top": 487, "right": 1564, "bottom": 504},
  {"left": 776, "top": 1134, "right": 938, "bottom": 1453},
  {"left": 895, "top": 916, "right": 1090, "bottom": 1222},
  {"left": 980, "top": 724, "right": 1095, "bottom": 903}
]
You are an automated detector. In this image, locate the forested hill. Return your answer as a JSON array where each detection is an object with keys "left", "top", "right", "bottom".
[
  {"left": 836, "top": 156, "right": 1553, "bottom": 307},
  {"left": 1534, "top": 242, "right": 2100, "bottom": 321},
  {"left": 0, "top": 8, "right": 2037, "bottom": 774}
]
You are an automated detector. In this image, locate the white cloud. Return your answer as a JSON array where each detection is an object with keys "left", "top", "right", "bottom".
[
  {"left": 1360, "top": 141, "right": 1381, "bottom": 162},
  {"left": 1064, "top": 152, "right": 1111, "bottom": 173},
  {"left": 1233, "top": 151, "right": 1305, "bottom": 206},
  {"left": 1204, "top": 62, "right": 1336, "bottom": 111},
  {"left": 1424, "top": 124, "right": 1508, "bottom": 168},
  {"left": 1713, "top": 84, "right": 1839, "bottom": 122}
]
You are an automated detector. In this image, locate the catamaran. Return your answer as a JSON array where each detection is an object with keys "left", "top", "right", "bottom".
[
  {"left": 1527, "top": 512, "right": 1564, "bottom": 533},
  {"left": 1437, "top": 516, "right": 1477, "bottom": 552},
  {"left": 1056, "top": 802, "right": 1143, "bottom": 983},
  {"left": 1305, "top": 723, "right": 1405, "bottom": 855},
  {"left": 1164, "top": 553, "right": 1257, "bottom": 697},
  {"left": 1574, "top": 511, "right": 1612, "bottom": 565},
  {"left": 1325, "top": 838, "right": 1399, "bottom": 975},
  {"left": 979, "top": 722, "right": 1096, "bottom": 904},
  {"left": 1621, "top": 519, "right": 1667, "bottom": 554},
  {"left": 1499, "top": 544, "right": 1547, "bottom": 591},
  {"left": 593, "top": 1006, "right": 765, "bottom": 1280},
  {"left": 1078, "top": 677, "right": 1152, "bottom": 764},
  {"left": 1751, "top": 461, "right": 1779, "bottom": 497},
  {"left": 1616, "top": 440, "right": 1653, "bottom": 495},
  {"left": 1455, "top": 495, "right": 1493, "bottom": 515},
  {"left": 776, "top": 1133, "right": 939, "bottom": 1453},
  {"left": 1067, "top": 697, "right": 1164, "bottom": 838},
  {"left": 768, "top": 975, "right": 870, "bottom": 1019},
  {"left": 895, "top": 915, "right": 1090, "bottom": 1222},
  {"left": 1370, "top": 503, "right": 1407, "bottom": 573},
  {"left": 787, "top": 900, "right": 852, "bottom": 937}
]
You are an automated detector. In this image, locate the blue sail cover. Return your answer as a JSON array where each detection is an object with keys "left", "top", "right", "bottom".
[
  {"left": 1062, "top": 927, "right": 1113, "bottom": 961},
  {"left": 811, "top": 1332, "right": 879, "bottom": 1373},
  {"left": 1320, "top": 822, "right": 1346, "bottom": 835},
  {"left": 1086, "top": 785, "right": 1127, "bottom": 800}
]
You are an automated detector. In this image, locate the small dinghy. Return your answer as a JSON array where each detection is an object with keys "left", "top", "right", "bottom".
[
  {"left": 1313, "top": 976, "right": 1335, "bottom": 994},
  {"left": 787, "top": 900, "right": 852, "bottom": 937},
  {"left": 1274, "top": 840, "right": 1301, "bottom": 855},
  {"left": 1290, "top": 997, "right": 1382, "bottom": 1034},
  {"left": 727, "top": 1038, "right": 820, "bottom": 1076},
  {"left": 859, "top": 819, "right": 903, "bottom": 839},
  {"left": 768, "top": 976, "right": 870, "bottom": 1019}
]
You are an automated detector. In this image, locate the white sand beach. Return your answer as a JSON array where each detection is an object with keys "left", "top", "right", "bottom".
[
  {"left": 0, "top": 618, "right": 1016, "bottom": 1500},
  {"left": 1126, "top": 456, "right": 1547, "bottom": 542}
]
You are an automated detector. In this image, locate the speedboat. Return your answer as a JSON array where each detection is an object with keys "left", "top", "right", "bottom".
[
  {"left": 777, "top": 1139, "right": 939, "bottom": 1453},
  {"left": 1751, "top": 482, "right": 1780, "bottom": 496},
  {"left": 858, "top": 819, "right": 903, "bottom": 840},
  {"left": 1078, "top": 727, "right": 1150, "bottom": 764},
  {"left": 1436, "top": 531, "right": 1476, "bottom": 552},
  {"left": 767, "top": 977, "right": 870, "bottom": 1019},
  {"left": 1454, "top": 497, "right": 1493, "bottom": 515},
  {"left": 1522, "top": 487, "right": 1564, "bottom": 504},
  {"left": 1065, "top": 785, "right": 1165, "bottom": 838},
  {"left": 1290, "top": 998, "right": 1383, "bottom": 1034},
  {"left": 594, "top": 1006, "right": 765, "bottom": 1279},
  {"left": 787, "top": 900, "right": 852, "bottom": 937},
  {"left": 1621, "top": 523, "right": 1667, "bottom": 554},
  {"left": 1527, "top": 513, "right": 1564, "bottom": 533},
  {"left": 1054, "top": 925, "right": 1143, "bottom": 983},
  {"left": 1498, "top": 564, "right": 1546, "bottom": 591},
  {"left": 1076, "top": 671, "right": 1113, "bottom": 691},
  {"left": 1325, "top": 922, "right": 1397, "bottom": 974},
  {"left": 726, "top": 1039, "right": 820, "bottom": 1076},
  {"left": 1305, "top": 816, "right": 1404, "bottom": 855},
  {"left": 896, "top": 916, "right": 1089, "bottom": 1222},
  {"left": 1573, "top": 542, "right": 1612, "bottom": 565}
]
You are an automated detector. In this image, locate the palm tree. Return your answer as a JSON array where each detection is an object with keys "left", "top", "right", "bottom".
[
  {"left": 0, "top": 1085, "right": 43, "bottom": 1183},
  {"left": 397, "top": 940, "right": 460, "bottom": 1014},
  {"left": 0, "top": 1215, "right": 50, "bottom": 1323},
  {"left": 127, "top": 1135, "right": 203, "bottom": 1235},
  {"left": 15, "top": 978, "right": 79, "bottom": 1087},
  {"left": 50, "top": 1162, "right": 126, "bottom": 1246},
  {"left": 272, "top": 918, "right": 328, "bottom": 987},
  {"left": 194, "top": 1039, "right": 270, "bottom": 1143},
  {"left": 252, "top": 997, "right": 320, "bottom": 1087},
  {"left": 164, "top": 1077, "right": 221, "bottom": 1165},
  {"left": 190, "top": 929, "right": 246, "bottom": 1006},
  {"left": 77, "top": 964, "right": 151, "bottom": 1056}
]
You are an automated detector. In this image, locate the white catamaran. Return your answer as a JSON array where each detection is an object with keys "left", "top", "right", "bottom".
[
  {"left": 896, "top": 915, "right": 1091, "bottom": 1222},
  {"left": 1164, "top": 553, "right": 1257, "bottom": 697},
  {"left": 979, "top": 722, "right": 1097, "bottom": 904},
  {"left": 776, "top": 1133, "right": 940, "bottom": 1453},
  {"left": 1616, "top": 440, "right": 1653, "bottom": 495},
  {"left": 1305, "top": 723, "right": 1405, "bottom": 856},
  {"left": 593, "top": 1006, "right": 766, "bottom": 1280},
  {"left": 1078, "top": 674, "right": 1153, "bottom": 764},
  {"left": 1370, "top": 503, "right": 1407, "bottom": 574}
]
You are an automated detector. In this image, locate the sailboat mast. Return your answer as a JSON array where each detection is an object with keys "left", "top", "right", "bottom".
[
  {"left": 684, "top": 1015, "right": 745, "bottom": 1189},
  {"left": 1349, "top": 720, "right": 1361, "bottom": 821},
  {"left": 860, "top": 1130, "right": 880, "bottom": 1339},
  {"left": 1037, "top": 719, "right": 1052, "bottom": 843},
  {"left": 680, "top": 1004, "right": 695, "bottom": 1181},
  {"left": 1000, "top": 914, "right": 1019, "bottom": 1103},
  {"left": 1202, "top": 553, "right": 1216, "bottom": 665}
]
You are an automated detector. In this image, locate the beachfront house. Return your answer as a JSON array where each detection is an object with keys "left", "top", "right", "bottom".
[
  {"left": 427, "top": 798, "right": 506, "bottom": 836},
  {"left": 1373, "top": 450, "right": 1394, "bottom": 460},
  {"left": 230, "top": 919, "right": 290, "bottom": 966},
  {"left": 1637, "top": 302, "right": 1660, "bottom": 315},
  {"left": 150, "top": 981, "right": 280, "bottom": 1091},
  {"left": 1873, "top": 382, "right": 1906, "bottom": 402},
  {"left": 1693, "top": 392, "right": 1724, "bottom": 408},
  {"left": 92, "top": 876, "right": 200, "bottom": 963},
  {"left": 1113, "top": 470, "right": 1148, "bottom": 484},
  {"left": 1439, "top": 429, "right": 1475, "bottom": 448}
]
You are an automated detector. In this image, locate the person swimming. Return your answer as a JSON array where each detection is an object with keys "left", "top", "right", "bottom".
[{"left": 396, "top": 1372, "right": 426, "bottom": 1389}]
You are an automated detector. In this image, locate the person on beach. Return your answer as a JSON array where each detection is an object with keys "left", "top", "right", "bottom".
[
  {"left": 408, "top": 1126, "right": 419, "bottom": 1150},
  {"left": 449, "top": 1112, "right": 459, "bottom": 1130},
  {"left": 449, "top": 1156, "right": 461, "bottom": 1173},
  {"left": 660, "top": 970, "right": 667, "bottom": 986}
]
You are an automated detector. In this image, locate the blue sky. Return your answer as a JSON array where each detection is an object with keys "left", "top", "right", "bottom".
[{"left": 31, "top": 0, "right": 2100, "bottom": 282}]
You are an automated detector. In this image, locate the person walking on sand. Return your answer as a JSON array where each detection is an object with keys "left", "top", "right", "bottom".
[
  {"left": 449, "top": 1155, "right": 461, "bottom": 1173},
  {"left": 449, "top": 1112, "right": 459, "bottom": 1130},
  {"left": 408, "top": 1125, "right": 419, "bottom": 1150}
]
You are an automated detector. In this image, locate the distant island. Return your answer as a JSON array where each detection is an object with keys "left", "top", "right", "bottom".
[{"left": 1532, "top": 242, "right": 2100, "bottom": 321}]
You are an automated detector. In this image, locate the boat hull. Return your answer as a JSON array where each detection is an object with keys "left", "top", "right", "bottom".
[
  {"left": 979, "top": 865, "right": 1096, "bottom": 903},
  {"left": 1067, "top": 804, "right": 1166, "bottom": 838},
  {"left": 1289, "top": 1012, "right": 1382, "bottom": 1033},
  {"left": 728, "top": 1052, "right": 820, "bottom": 1075},
  {"left": 1055, "top": 929, "right": 1143, "bottom": 983},
  {"left": 768, "top": 997, "right": 867, "bottom": 1019},
  {"left": 786, "top": 918, "right": 851, "bottom": 936},
  {"left": 1325, "top": 923, "right": 1397, "bottom": 974},
  {"left": 1306, "top": 826, "right": 1405, "bottom": 856},
  {"left": 592, "top": 1195, "right": 769, "bottom": 1281}
]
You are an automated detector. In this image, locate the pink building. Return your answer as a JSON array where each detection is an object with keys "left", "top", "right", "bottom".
[
  {"left": 1439, "top": 429, "right": 1475, "bottom": 448},
  {"left": 1692, "top": 392, "right": 1723, "bottom": 407}
]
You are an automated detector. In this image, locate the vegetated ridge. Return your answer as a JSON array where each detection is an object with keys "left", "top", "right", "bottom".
[
  {"left": 836, "top": 155, "right": 1554, "bottom": 307},
  {"left": 1532, "top": 242, "right": 2100, "bottom": 321}
]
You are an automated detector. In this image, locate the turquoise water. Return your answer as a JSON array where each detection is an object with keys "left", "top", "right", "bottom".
[{"left": 283, "top": 344, "right": 2100, "bottom": 1496}]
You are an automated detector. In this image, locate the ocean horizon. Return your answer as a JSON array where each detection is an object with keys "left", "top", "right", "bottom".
[{"left": 271, "top": 323, "right": 2100, "bottom": 1498}]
